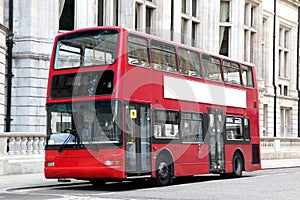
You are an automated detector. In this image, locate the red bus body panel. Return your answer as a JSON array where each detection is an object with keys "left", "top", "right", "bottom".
[{"left": 45, "top": 26, "right": 261, "bottom": 181}]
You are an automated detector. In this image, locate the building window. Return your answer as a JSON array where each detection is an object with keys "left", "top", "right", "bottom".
[
  {"left": 135, "top": 2, "right": 142, "bottom": 30},
  {"left": 98, "top": 0, "right": 104, "bottom": 26},
  {"left": 279, "top": 84, "right": 282, "bottom": 95},
  {"left": 280, "top": 107, "right": 291, "bottom": 137},
  {"left": 278, "top": 84, "right": 288, "bottom": 96},
  {"left": 191, "top": 22, "right": 198, "bottom": 47},
  {"left": 112, "top": 0, "right": 119, "bottom": 26},
  {"left": 182, "top": 0, "right": 187, "bottom": 14},
  {"left": 192, "top": 0, "right": 197, "bottom": 17},
  {"left": 284, "top": 85, "right": 288, "bottom": 96},
  {"left": 181, "top": 0, "right": 200, "bottom": 47},
  {"left": 219, "top": 0, "right": 231, "bottom": 56},
  {"left": 244, "top": 2, "right": 257, "bottom": 62},
  {"left": 59, "top": 0, "right": 75, "bottom": 31},
  {"left": 262, "top": 17, "right": 268, "bottom": 81},
  {"left": 181, "top": 18, "right": 188, "bottom": 44},
  {"left": 146, "top": 6, "right": 153, "bottom": 34},
  {"left": 279, "top": 27, "right": 290, "bottom": 78},
  {"left": 262, "top": 104, "right": 268, "bottom": 137},
  {"left": 97, "top": 0, "right": 118, "bottom": 26},
  {"left": 135, "top": 1, "right": 156, "bottom": 34}
]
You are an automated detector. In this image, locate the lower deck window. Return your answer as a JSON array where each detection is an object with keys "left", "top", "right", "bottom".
[
  {"left": 226, "top": 116, "right": 250, "bottom": 142},
  {"left": 153, "top": 110, "right": 179, "bottom": 139},
  {"left": 181, "top": 112, "right": 203, "bottom": 143}
]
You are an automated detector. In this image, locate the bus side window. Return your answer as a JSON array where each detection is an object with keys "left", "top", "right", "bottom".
[
  {"left": 178, "top": 48, "right": 201, "bottom": 77},
  {"left": 181, "top": 112, "right": 203, "bottom": 143},
  {"left": 153, "top": 109, "right": 179, "bottom": 139},
  {"left": 244, "top": 118, "right": 250, "bottom": 141},
  {"left": 226, "top": 117, "right": 250, "bottom": 142},
  {"left": 202, "top": 54, "right": 222, "bottom": 81},
  {"left": 151, "top": 40, "right": 177, "bottom": 73},
  {"left": 226, "top": 117, "right": 243, "bottom": 140},
  {"left": 242, "top": 64, "right": 254, "bottom": 88},
  {"left": 223, "top": 60, "right": 242, "bottom": 85},
  {"left": 128, "top": 34, "right": 150, "bottom": 68}
]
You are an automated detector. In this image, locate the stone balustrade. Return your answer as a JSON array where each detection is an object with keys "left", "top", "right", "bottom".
[
  {"left": 261, "top": 137, "right": 300, "bottom": 150},
  {"left": 260, "top": 137, "right": 300, "bottom": 159},
  {"left": 0, "top": 132, "right": 46, "bottom": 156},
  {"left": 1, "top": 133, "right": 300, "bottom": 156}
]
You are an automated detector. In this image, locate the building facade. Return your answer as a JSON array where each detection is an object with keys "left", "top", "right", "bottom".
[
  {"left": 0, "top": 0, "right": 300, "bottom": 174},
  {"left": 0, "top": 0, "right": 8, "bottom": 135}
]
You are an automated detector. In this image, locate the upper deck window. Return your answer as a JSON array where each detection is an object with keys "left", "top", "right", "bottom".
[
  {"left": 241, "top": 64, "right": 254, "bottom": 88},
  {"left": 178, "top": 48, "right": 201, "bottom": 77},
  {"left": 202, "top": 53, "right": 222, "bottom": 81},
  {"left": 128, "top": 34, "right": 150, "bottom": 68},
  {"left": 151, "top": 40, "right": 177, "bottom": 73},
  {"left": 54, "top": 30, "right": 118, "bottom": 69},
  {"left": 223, "top": 60, "right": 242, "bottom": 85}
]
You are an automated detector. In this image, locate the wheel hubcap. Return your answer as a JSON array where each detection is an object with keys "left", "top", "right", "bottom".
[{"left": 158, "top": 162, "right": 168, "bottom": 179}]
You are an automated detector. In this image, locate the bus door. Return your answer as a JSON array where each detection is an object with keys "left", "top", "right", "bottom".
[
  {"left": 208, "top": 108, "right": 225, "bottom": 173},
  {"left": 125, "top": 102, "right": 151, "bottom": 175}
]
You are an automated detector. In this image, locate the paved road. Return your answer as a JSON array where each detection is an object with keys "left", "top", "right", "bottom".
[{"left": 1, "top": 167, "right": 300, "bottom": 200}]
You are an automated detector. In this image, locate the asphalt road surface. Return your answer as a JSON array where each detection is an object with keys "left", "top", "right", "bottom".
[{"left": 2, "top": 167, "right": 300, "bottom": 200}]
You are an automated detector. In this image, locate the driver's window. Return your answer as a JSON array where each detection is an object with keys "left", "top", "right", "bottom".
[{"left": 128, "top": 34, "right": 149, "bottom": 68}]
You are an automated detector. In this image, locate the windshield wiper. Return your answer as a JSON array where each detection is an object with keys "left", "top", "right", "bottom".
[{"left": 58, "top": 130, "right": 79, "bottom": 153}]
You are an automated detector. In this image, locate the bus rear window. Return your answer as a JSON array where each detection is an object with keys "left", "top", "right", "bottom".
[
  {"left": 54, "top": 30, "right": 118, "bottom": 69},
  {"left": 51, "top": 70, "right": 114, "bottom": 99},
  {"left": 242, "top": 64, "right": 254, "bottom": 88}
]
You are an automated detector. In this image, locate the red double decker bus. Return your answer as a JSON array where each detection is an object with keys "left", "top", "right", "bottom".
[{"left": 44, "top": 26, "right": 261, "bottom": 186}]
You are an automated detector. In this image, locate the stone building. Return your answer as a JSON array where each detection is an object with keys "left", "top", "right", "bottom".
[
  {"left": 0, "top": 1, "right": 7, "bottom": 134},
  {"left": 0, "top": 0, "right": 300, "bottom": 174}
]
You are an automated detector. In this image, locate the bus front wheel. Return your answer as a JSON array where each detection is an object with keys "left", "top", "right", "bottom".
[{"left": 154, "top": 155, "right": 172, "bottom": 186}]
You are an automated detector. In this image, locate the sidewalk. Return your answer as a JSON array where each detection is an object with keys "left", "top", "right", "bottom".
[
  {"left": 0, "top": 159, "right": 299, "bottom": 191},
  {"left": 261, "top": 158, "right": 300, "bottom": 169},
  {"left": 0, "top": 173, "right": 86, "bottom": 191}
]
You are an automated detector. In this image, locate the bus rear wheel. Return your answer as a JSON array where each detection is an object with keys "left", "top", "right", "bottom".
[
  {"left": 154, "top": 155, "right": 172, "bottom": 186},
  {"left": 232, "top": 152, "right": 243, "bottom": 177}
]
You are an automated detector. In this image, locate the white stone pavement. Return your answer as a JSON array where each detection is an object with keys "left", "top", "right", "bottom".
[{"left": 0, "top": 159, "right": 299, "bottom": 191}]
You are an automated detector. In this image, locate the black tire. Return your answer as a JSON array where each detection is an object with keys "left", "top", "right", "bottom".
[
  {"left": 154, "top": 155, "right": 172, "bottom": 186},
  {"left": 232, "top": 152, "right": 243, "bottom": 178}
]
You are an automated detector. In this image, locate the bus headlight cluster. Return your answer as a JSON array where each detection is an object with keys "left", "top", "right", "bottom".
[{"left": 104, "top": 160, "right": 123, "bottom": 166}]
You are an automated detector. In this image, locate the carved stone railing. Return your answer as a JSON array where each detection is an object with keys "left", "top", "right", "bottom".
[
  {"left": 0, "top": 132, "right": 46, "bottom": 156},
  {"left": 261, "top": 137, "right": 300, "bottom": 151}
]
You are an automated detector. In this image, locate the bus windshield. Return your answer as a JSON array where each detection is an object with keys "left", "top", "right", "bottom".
[
  {"left": 46, "top": 100, "right": 122, "bottom": 146},
  {"left": 54, "top": 29, "right": 118, "bottom": 69}
]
